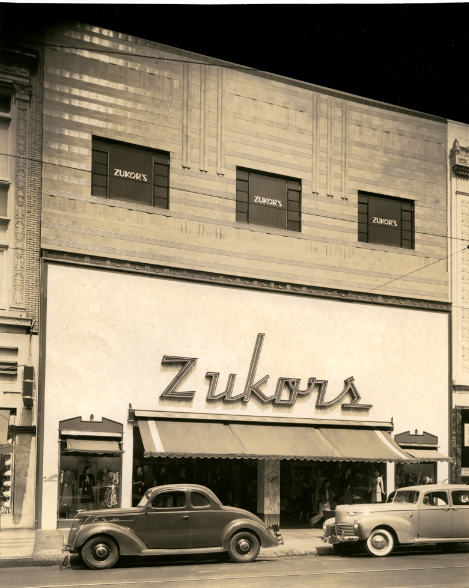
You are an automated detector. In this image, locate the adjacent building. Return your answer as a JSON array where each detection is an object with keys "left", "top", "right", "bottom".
[
  {"left": 0, "top": 29, "right": 43, "bottom": 528},
  {"left": 37, "top": 21, "right": 451, "bottom": 530}
]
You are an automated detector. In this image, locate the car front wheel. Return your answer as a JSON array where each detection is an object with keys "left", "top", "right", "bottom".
[
  {"left": 80, "top": 534, "right": 120, "bottom": 570},
  {"left": 365, "top": 528, "right": 395, "bottom": 557},
  {"left": 227, "top": 531, "right": 260, "bottom": 563}
]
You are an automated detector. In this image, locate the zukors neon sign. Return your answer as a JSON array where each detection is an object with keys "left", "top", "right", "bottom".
[{"left": 160, "top": 333, "right": 372, "bottom": 410}]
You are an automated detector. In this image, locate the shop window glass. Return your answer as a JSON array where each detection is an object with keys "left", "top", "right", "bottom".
[
  {"left": 91, "top": 137, "right": 170, "bottom": 209},
  {"left": 358, "top": 192, "right": 414, "bottom": 249},
  {"left": 395, "top": 463, "right": 436, "bottom": 488},
  {"left": 0, "top": 450, "right": 13, "bottom": 514},
  {"left": 191, "top": 492, "right": 210, "bottom": 507},
  {"left": 151, "top": 491, "right": 186, "bottom": 509},
  {"left": 0, "top": 119, "right": 10, "bottom": 181},
  {"left": 58, "top": 451, "right": 121, "bottom": 520},
  {"left": 236, "top": 168, "right": 301, "bottom": 232}
]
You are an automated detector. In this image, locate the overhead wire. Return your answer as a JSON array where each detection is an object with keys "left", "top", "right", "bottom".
[{"left": 0, "top": 151, "right": 461, "bottom": 245}]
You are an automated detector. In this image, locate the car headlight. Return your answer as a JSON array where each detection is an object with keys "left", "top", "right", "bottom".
[{"left": 353, "top": 519, "right": 360, "bottom": 531}]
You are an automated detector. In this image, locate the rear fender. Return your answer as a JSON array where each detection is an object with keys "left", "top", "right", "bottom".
[
  {"left": 220, "top": 518, "right": 279, "bottom": 549},
  {"left": 75, "top": 524, "right": 147, "bottom": 556}
]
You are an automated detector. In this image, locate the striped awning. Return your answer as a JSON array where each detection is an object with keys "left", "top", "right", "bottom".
[
  {"left": 137, "top": 419, "right": 415, "bottom": 462},
  {"left": 404, "top": 448, "right": 451, "bottom": 462}
]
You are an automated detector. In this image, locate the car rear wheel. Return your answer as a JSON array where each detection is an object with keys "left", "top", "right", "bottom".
[
  {"left": 80, "top": 535, "right": 120, "bottom": 570},
  {"left": 227, "top": 531, "right": 260, "bottom": 563},
  {"left": 365, "top": 528, "right": 394, "bottom": 557}
]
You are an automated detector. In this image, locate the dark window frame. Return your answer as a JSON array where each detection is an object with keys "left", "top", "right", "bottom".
[
  {"left": 358, "top": 191, "right": 414, "bottom": 250},
  {"left": 236, "top": 167, "right": 302, "bottom": 232},
  {"left": 91, "top": 137, "right": 170, "bottom": 210}
]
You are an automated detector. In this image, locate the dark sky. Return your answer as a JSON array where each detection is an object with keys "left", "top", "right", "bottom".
[{"left": 4, "top": 3, "right": 469, "bottom": 124}]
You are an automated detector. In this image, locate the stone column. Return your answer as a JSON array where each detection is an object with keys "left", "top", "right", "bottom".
[
  {"left": 257, "top": 459, "right": 280, "bottom": 529},
  {"left": 386, "top": 462, "right": 395, "bottom": 496}
]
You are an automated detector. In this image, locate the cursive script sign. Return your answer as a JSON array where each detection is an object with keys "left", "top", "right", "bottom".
[{"left": 160, "top": 334, "right": 372, "bottom": 410}]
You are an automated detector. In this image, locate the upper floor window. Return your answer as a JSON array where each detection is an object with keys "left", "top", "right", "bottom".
[
  {"left": 91, "top": 137, "right": 169, "bottom": 209},
  {"left": 358, "top": 192, "right": 414, "bottom": 249},
  {"left": 236, "top": 168, "right": 301, "bottom": 232}
]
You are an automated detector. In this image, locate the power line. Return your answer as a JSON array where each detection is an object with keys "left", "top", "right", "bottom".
[
  {"left": 1, "top": 151, "right": 461, "bottom": 245},
  {"left": 364, "top": 246, "right": 469, "bottom": 295}
]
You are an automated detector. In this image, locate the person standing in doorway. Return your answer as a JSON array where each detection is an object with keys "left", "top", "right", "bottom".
[{"left": 309, "top": 479, "right": 334, "bottom": 527}]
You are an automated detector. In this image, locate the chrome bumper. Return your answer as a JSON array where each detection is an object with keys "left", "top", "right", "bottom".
[{"left": 323, "top": 534, "right": 359, "bottom": 544}]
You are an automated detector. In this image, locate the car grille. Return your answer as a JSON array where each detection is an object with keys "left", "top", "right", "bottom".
[{"left": 331, "top": 523, "right": 356, "bottom": 538}]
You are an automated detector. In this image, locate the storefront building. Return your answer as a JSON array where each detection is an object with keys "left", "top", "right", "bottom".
[
  {"left": 37, "top": 22, "right": 451, "bottom": 529},
  {"left": 0, "top": 28, "right": 43, "bottom": 529},
  {"left": 448, "top": 122, "right": 469, "bottom": 484}
]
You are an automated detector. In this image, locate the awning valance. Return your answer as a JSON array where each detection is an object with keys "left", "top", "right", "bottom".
[
  {"left": 138, "top": 419, "right": 416, "bottom": 462},
  {"left": 65, "top": 439, "right": 122, "bottom": 453},
  {"left": 0, "top": 444, "right": 13, "bottom": 456},
  {"left": 0, "top": 409, "right": 10, "bottom": 446},
  {"left": 404, "top": 448, "right": 451, "bottom": 462}
]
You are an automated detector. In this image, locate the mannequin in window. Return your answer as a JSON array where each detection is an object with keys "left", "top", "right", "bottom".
[
  {"left": 97, "top": 468, "right": 110, "bottom": 507},
  {"left": 78, "top": 465, "right": 96, "bottom": 510},
  {"left": 60, "top": 470, "right": 75, "bottom": 517},
  {"left": 132, "top": 466, "right": 144, "bottom": 505},
  {"left": 368, "top": 469, "right": 385, "bottom": 503}
]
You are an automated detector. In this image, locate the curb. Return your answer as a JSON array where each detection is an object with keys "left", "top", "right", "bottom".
[
  {"left": 0, "top": 557, "right": 33, "bottom": 568},
  {"left": 32, "top": 553, "right": 69, "bottom": 567}
]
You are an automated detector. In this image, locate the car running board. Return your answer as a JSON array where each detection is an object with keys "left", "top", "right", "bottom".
[{"left": 141, "top": 547, "right": 224, "bottom": 556}]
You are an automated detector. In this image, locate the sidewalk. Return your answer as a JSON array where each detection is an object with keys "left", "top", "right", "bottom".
[{"left": 0, "top": 527, "right": 330, "bottom": 568}]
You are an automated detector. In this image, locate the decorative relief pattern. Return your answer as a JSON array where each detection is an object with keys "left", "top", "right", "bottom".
[
  {"left": 0, "top": 64, "right": 29, "bottom": 76},
  {"left": 12, "top": 85, "right": 31, "bottom": 310},
  {"left": 461, "top": 197, "right": 469, "bottom": 373}
]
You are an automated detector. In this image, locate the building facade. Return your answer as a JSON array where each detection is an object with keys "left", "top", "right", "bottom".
[
  {"left": 448, "top": 122, "right": 469, "bottom": 484},
  {"left": 37, "top": 21, "right": 451, "bottom": 530},
  {"left": 0, "top": 30, "right": 43, "bottom": 528}
]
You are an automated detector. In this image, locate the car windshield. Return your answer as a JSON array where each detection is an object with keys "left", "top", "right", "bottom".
[
  {"left": 394, "top": 490, "right": 419, "bottom": 504},
  {"left": 138, "top": 489, "right": 153, "bottom": 507}
]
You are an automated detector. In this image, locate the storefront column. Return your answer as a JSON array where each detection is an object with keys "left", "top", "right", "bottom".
[
  {"left": 257, "top": 459, "right": 280, "bottom": 528},
  {"left": 386, "top": 463, "right": 395, "bottom": 496}
]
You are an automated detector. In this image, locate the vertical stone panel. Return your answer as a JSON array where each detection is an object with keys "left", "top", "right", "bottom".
[
  {"left": 311, "top": 93, "right": 319, "bottom": 194},
  {"left": 341, "top": 101, "right": 349, "bottom": 200},
  {"left": 257, "top": 458, "right": 280, "bottom": 528},
  {"left": 326, "top": 97, "right": 334, "bottom": 197},
  {"left": 199, "top": 65, "right": 209, "bottom": 172},
  {"left": 182, "top": 63, "right": 191, "bottom": 169},
  {"left": 216, "top": 67, "right": 225, "bottom": 176}
]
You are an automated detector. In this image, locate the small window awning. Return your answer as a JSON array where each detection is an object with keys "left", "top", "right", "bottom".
[
  {"left": 0, "top": 409, "right": 10, "bottom": 446},
  {"left": 0, "top": 443, "right": 13, "bottom": 456},
  {"left": 65, "top": 439, "right": 122, "bottom": 454},
  {"left": 138, "top": 419, "right": 416, "bottom": 462},
  {"left": 404, "top": 448, "right": 451, "bottom": 462}
]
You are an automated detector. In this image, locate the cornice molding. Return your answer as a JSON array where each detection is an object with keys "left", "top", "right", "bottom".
[{"left": 42, "top": 250, "right": 451, "bottom": 313}]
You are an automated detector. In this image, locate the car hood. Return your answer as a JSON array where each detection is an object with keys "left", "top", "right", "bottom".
[
  {"left": 336, "top": 502, "right": 414, "bottom": 515},
  {"left": 78, "top": 506, "right": 145, "bottom": 517}
]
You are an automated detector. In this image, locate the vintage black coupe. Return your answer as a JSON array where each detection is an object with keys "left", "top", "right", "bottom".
[{"left": 66, "top": 484, "right": 283, "bottom": 569}]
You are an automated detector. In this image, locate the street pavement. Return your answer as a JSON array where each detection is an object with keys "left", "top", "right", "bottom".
[{"left": 2, "top": 548, "right": 469, "bottom": 588}]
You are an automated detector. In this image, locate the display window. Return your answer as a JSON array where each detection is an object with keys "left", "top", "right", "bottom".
[
  {"left": 395, "top": 462, "right": 436, "bottom": 488},
  {"left": 0, "top": 449, "right": 13, "bottom": 514},
  {"left": 58, "top": 452, "right": 121, "bottom": 519}
]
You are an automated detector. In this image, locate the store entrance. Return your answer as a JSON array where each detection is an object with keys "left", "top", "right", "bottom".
[{"left": 279, "top": 461, "right": 387, "bottom": 528}]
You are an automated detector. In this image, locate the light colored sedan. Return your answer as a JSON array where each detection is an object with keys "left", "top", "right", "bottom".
[{"left": 323, "top": 484, "right": 469, "bottom": 557}]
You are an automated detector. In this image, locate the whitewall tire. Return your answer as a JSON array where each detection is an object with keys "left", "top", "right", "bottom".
[{"left": 365, "top": 528, "right": 395, "bottom": 557}]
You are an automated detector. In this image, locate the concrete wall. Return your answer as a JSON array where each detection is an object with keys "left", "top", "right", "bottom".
[
  {"left": 39, "top": 263, "right": 450, "bottom": 529},
  {"left": 41, "top": 21, "right": 449, "bottom": 302}
]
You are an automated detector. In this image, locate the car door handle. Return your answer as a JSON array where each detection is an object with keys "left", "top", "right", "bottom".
[
  {"left": 453, "top": 508, "right": 459, "bottom": 511},
  {"left": 181, "top": 515, "right": 189, "bottom": 520},
  {"left": 443, "top": 508, "right": 450, "bottom": 511}
]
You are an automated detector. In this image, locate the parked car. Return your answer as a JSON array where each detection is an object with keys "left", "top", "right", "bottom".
[
  {"left": 65, "top": 483, "right": 283, "bottom": 569},
  {"left": 323, "top": 484, "right": 469, "bottom": 557}
]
